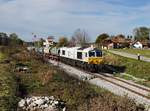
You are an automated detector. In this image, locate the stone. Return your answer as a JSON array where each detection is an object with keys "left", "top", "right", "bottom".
[
  {"left": 18, "top": 96, "right": 66, "bottom": 111},
  {"left": 18, "top": 99, "right": 25, "bottom": 107}
]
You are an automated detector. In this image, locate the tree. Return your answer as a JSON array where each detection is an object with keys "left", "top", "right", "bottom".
[
  {"left": 72, "top": 29, "right": 90, "bottom": 47},
  {"left": 9, "top": 33, "right": 18, "bottom": 45},
  {"left": 38, "top": 38, "right": 45, "bottom": 47},
  {"left": 127, "top": 35, "right": 133, "bottom": 39},
  {"left": 0, "top": 32, "right": 24, "bottom": 46},
  {"left": 133, "top": 27, "right": 150, "bottom": 40},
  {"left": 17, "top": 38, "right": 24, "bottom": 45},
  {"left": 95, "top": 33, "right": 109, "bottom": 48},
  {"left": 58, "top": 37, "right": 68, "bottom": 47},
  {"left": 69, "top": 36, "right": 76, "bottom": 47},
  {"left": 9, "top": 33, "right": 23, "bottom": 45},
  {"left": 0, "top": 32, "right": 9, "bottom": 45}
]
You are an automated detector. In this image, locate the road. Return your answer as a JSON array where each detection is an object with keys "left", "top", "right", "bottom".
[{"left": 108, "top": 50, "right": 150, "bottom": 62}]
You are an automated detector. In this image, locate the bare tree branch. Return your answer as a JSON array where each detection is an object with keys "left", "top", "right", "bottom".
[{"left": 71, "top": 29, "right": 90, "bottom": 47}]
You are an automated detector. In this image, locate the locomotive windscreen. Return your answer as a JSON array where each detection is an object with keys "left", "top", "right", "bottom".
[
  {"left": 96, "top": 50, "right": 102, "bottom": 57},
  {"left": 89, "top": 51, "right": 95, "bottom": 57},
  {"left": 89, "top": 50, "right": 102, "bottom": 57}
]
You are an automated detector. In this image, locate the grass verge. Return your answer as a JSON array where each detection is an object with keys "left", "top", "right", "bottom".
[
  {"left": 0, "top": 59, "right": 18, "bottom": 111},
  {"left": 104, "top": 51, "right": 150, "bottom": 87}
]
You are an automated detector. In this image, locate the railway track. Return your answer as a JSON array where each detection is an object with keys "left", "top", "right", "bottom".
[
  {"left": 42, "top": 54, "right": 150, "bottom": 101},
  {"left": 92, "top": 73, "right": 150, "bottom": 100},
  {"left": 63, "top": 61, "right": 150, "bottom": 100},
  {"left": 101, "top": 73, "right": 150, "bottom": 92},
  {"left": 59, "top": 60, "right": 150, "bottom": 100}
]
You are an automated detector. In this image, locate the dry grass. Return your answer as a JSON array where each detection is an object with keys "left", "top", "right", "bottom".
[
  {"left": 84, "top": 95, "right": 138, "bottom": 111},
  {"left": 38, "top": 70, "right": 54, "bottom": 85},
  {"left": 1, "top": 48, "right": 145, "bottom": 111},
  {"left": 15, "top": 50, "right": 143, "bottom": 111},
  {"left": 103, "top": 54, "right": 119, "bottom": 65}
]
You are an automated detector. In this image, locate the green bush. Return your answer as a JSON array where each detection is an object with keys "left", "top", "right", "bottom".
[{"left": 0, "top": 65, "right": 18, "bottom": 111}]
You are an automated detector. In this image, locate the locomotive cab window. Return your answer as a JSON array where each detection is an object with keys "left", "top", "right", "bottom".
[
  {"left": 96, "top": 51, "right": 102, "bottom": 57},
  {"left": 62, "top": 50, "right": 65, "bottom": 55},
  {"left": 58, "top": 50, "right": 60, "bottom": 55},
  {"left": 77, "top": 52, "right": 82, "bottom": 59},
  {"left": 89, "top": 51, "right": 95, "bottom": 57}
]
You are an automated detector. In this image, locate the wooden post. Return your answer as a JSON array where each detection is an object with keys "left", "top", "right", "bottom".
[{"left": 137, "top": 53, "right": 140, "bottom": 60}]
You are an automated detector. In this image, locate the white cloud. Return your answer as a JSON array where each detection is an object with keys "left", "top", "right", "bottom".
[{"left": 0, "top": 0, "right": 150, "bottom": 41}]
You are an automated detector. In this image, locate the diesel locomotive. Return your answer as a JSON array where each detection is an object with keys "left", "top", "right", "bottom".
[{"left": 44, "top": 45, "right": 103, "bottom": 72}]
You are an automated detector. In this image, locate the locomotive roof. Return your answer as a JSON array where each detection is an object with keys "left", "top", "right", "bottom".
[
  {"left": 60, "top": 46, "right": 80, "bottom": 50},
  {"left": 77, "top": 46, "right": 89, "bottom": 50},
  {"left": 92, "top": 48, "right": 102, "bottom": 52},
  {"left": 78, "top": 47, "right": 102, "bottom": 52}
]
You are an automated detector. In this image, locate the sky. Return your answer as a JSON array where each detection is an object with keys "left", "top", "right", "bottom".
[{"left": 0, "top": 0, "right": 150, "bottom": 42}]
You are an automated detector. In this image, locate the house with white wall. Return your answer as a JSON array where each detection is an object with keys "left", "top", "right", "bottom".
[
  {"left": 132, "top": 41, "right": 143, "bottom": 49},
  {"left": 43, "top": 36, "right": 54, "bottom": 53}
]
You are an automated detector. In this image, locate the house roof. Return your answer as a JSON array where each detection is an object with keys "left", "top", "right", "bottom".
[
  {"left": 132, "top": 40, "right": 150, "bottom": 46},
  {"left": 47, "top": 36, "right": 54, "bottom": 40},
  {"left": 111, "top": 36, "right": 126, "bottom": 43}
]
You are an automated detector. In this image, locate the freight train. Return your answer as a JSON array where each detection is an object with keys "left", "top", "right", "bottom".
[{"left": 44, "top": 45, "right": 103, "bottom": 72}]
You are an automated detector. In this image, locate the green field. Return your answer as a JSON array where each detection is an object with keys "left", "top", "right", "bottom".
[
  {"left": 104, "top": 52, "right": 150, "bottom": 87},
  {"left": 0, "top": 57, "right": 18, "bottom": 110},
  {"left": 0, "top": 53, "right": 6, "bottom": 62},
  {"left": 112, "top": 49, "right": 150, "bottom": 58}
]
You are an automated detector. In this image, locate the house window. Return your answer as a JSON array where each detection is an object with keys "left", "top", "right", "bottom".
[
  {"left": 77, "top": 52, "right": 82, "bottom": 59},
  {"left": 62, "top": 50, "right": 65, "bottom": 55}
]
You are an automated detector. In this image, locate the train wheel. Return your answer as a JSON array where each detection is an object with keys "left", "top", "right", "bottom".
[
  {"left": 87, "top": 64, "right": 90, "bottom": 71},
  {"left": 88, "top": 64, "right": 93, "bottom": 72},
  {"left": 93, "top": 64, "right": 97, "bottom": 73},
  {"left": 97, "top": 65, "right": 102, "bottom": 72},
  {"left": 92, "top": 64, "right": 96, "bottom": 72},
  {"left": 83, "top": 63, "right": 86, "bottom": 70},
  {"left": 83, "top": 63, "right": 87, "bottom": 70},
  {"left": 92, "top": 64, "right": 98, "bottom": 72},
  {"left": 73, "top": 61, "right": 75, "bottom": 67},
  {"left": 81, "top": 62, "right": 85, "bottom": 69}
]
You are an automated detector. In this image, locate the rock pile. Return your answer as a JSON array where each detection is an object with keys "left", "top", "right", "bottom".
[{"left": 18, "top": 96, "right": 66, "bottom": 111}]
